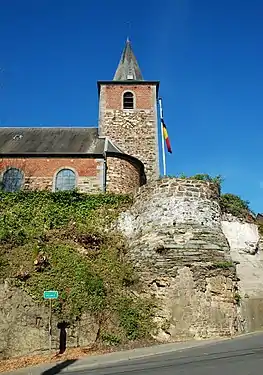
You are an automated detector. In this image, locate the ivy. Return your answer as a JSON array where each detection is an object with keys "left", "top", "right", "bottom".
[
  {"left": 0, "top": 191, "right": 132, "bottom": 245},
  {"left": 0, "top": 190, "right": 154, "bottom": 343}
]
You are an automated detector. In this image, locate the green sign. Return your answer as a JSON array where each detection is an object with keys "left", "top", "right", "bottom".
[{"left": 43, "top": 291, "right": 59, "bottom": 299}]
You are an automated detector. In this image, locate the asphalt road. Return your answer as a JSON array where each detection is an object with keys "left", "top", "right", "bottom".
[{"left": 46, "top": 332, "right": 263, "bottom": 375}]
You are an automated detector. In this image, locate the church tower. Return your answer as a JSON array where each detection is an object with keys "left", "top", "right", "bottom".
[{"left": 98, "top": 39, "right": 160, "bottom": 182}]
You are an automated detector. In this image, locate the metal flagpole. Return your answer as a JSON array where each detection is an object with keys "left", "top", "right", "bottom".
[{"left": 158, "top": 98, "right": 167, "bottom": 176}]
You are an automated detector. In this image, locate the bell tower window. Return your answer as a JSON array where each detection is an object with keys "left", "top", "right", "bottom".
[{"left": 123, "top": 91, "right": 134, "bottom": 109}]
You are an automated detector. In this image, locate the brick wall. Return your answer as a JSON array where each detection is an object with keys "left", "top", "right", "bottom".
[
  {"left": 106, "top": 156, "right": 141, "bottom": 194},
  {"left": 0, "top": 158, "right": 104, "bottom": 193},
  {"left": 103, "top": 85, "right": 154, "bottom": 109},
  {"left": 98, "top": 84, "right": 159, "bottom": 182}
]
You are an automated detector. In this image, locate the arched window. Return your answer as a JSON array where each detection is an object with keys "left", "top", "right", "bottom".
[
  {"left": 2, "top": 168, "right": 23, "bottom": 192},
  {"left": 123, "top": 92, "right": 134, "bottom": 109},
  {"left": 55, "top": 169, "right": 76, "bottom": 191}
]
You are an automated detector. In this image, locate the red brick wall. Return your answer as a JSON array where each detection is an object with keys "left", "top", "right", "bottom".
[
  {"left": 0, "top": 158, "right": 103, "bottom": 193},
  {"left": 106, "top": 156, "right": 142, "bottom": 194},
  {"left": 104, "top": 85, "right": 154, "bottom": 109},
  {"left": 0, "top": 158, "right": 97, "bottom": 176}
]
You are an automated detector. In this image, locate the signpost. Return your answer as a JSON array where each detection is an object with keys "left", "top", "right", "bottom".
[
  {"left": 44, "top": 291, "right": 59, "bottom": 354},
  {"left": 44, "top": 291, "right": 59, "bottom": 299}
]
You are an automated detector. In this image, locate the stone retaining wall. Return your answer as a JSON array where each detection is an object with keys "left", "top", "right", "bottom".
[
  {"left": 0, "top": 281, "right": 98, "bottom": 359},
  {"left": 119, "top": 178, "right": 240, "bottom": 341}
]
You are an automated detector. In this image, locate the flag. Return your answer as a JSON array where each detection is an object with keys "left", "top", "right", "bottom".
[{"left": 161, "top": 119, "right": 172, "bottom": 153}]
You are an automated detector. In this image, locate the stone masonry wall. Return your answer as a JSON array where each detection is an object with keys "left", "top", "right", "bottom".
[
  {"left": 0, "top": 280, "right": 99, "bottom": 359},
  {"left": 106, "top": 156, "right": 141, "bottom": 194},
  {"left": 98, "top": 84, "right": 159, "bottom": 182},
  {"left": 0, "top": 158, "right": 104, "bottom": 193},
  {"left": 118, "top": 178, "right": 240, "bottom": 342}
]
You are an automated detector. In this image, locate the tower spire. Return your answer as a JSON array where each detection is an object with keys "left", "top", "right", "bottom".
[{"left": 113, "top": 39, "right": 143, "bottom": 81}]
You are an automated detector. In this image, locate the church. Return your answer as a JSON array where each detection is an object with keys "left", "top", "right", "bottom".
[{"left": 0, "top": 40, "right": 160, "bottom": 194}]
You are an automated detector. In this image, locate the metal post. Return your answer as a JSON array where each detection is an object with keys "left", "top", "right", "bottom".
[
  {"left": 158, "top": 98, "right": 167, "bottom": 176},
  {"left": 49, "top": 299, "right": 52, "bottom": 354}
]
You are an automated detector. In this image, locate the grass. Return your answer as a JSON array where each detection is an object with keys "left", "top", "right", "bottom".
[{"left": 0, "top": 190, "right": 156, "bottom": 344}]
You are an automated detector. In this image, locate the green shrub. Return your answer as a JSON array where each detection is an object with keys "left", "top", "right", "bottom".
[
  {"left": 212, "top": 261, "right": 234, "bottom": 270},
  {"left": 219, "top": 193, "right": 250, "bottom": 219},
  {"left": 234, "top": 293, "right": 241, "bottom": 305},
  {"left": 101, "top": 333, "right": 121, "bottom": 346},
  {"left": 257, "top": 223, "right": 263, "bottom": 236},
  {"left": 117, "top": 296, "right": 156, "bottom": 340}
]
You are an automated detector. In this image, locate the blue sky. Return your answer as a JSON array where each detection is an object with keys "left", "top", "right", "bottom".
[{"left": 0, "top": 0, "right": 262, "bottom": 212}]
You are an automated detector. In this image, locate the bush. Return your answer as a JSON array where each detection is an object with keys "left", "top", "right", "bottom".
[
  {"left": 117, "top": 296, "right": 156, "bottom": 340},
  {"left": 219, "top": 193, "right": 250, "bottom": 219},
  {"left": 101, "top": 333, "right": 121, "bottom": 346}
]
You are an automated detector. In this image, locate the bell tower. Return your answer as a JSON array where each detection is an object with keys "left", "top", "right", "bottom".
[{"left": 98, "top": 39, "right": 160, "bottom": 182}]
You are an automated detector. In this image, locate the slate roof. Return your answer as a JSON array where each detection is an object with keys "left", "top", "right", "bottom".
[
  {"left": 0, "top": 127, "right": 121, "bottom": 155},
  {"left": 113, "top": 39, "right": 143, "bottom": 81}
]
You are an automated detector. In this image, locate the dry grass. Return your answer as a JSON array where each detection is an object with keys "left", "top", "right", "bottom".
[{"left": 0, "top": 339, "right": 156, "bottom": 374}]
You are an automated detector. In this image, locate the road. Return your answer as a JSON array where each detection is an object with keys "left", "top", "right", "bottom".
[{"left": 38, "top": 332, "right": 263, "bottom": 375}]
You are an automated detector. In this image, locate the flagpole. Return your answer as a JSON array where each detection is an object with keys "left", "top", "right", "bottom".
[{"left": 158, "top": 97, "right": 167, "bottom": 176}]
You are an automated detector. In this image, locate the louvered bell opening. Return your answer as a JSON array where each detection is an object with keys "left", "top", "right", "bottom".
[{"left": 123, "top": 92, "right": 134, "bottom": 109}]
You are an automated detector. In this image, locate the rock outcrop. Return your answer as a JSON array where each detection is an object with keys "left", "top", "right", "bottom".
[{"left": 221, "top": 213, "right": 263, "bottom": 332}]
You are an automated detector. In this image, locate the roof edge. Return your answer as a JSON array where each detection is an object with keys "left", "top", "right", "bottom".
[
  {"left": 107, "top": 139, "right": 124, "bottom": 154},
  {"left": 98, "top": 136, "right": 124, "bottom": 154},
  {"left": 0, "top": 126, "right": 98, "bottom": 129},
  {"left": 97, "top": 80, "right": 160, "bottom": 97},
  {"left": 98, "top": 80, "right": 159, "bottom": 86},
  {"left": 0, "top": 153, "right": 105, "bottom": 158}
]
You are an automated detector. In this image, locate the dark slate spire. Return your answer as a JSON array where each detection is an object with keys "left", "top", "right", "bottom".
[{"left": 113, "top": 39, "right": 143, "bottom": 81}]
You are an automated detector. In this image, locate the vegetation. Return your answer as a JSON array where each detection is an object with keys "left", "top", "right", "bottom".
[
  {"left": 234, "top": 293, "right": 241, "bottom": 305},
  {"left": 0, "top": 190, "right": 156, "bottom": 343},
  {"left": 178, "top": 173, "right": 223, "bottom": 185},
  {"left": 212, "top": 261, "right": 235, "bottom": 270},
  {"left": 161, "top": 173, "right": 255, "bottom": 221},
  {"left": 219, "top": 193, "right": 252, "bottom": 219},
  {"left": 164, "top": 173, "right": 223, "bottom": 187},
  {"left": 257, "top": 223, "right": 263, "bottom": 236}
]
